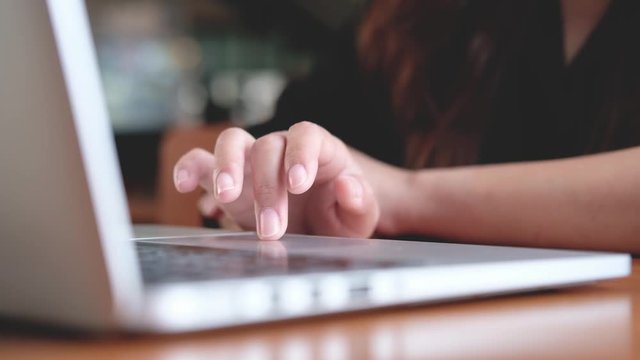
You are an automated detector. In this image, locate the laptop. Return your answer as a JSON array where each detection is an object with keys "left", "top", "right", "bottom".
[{"left": 0, "top": 0, "right": 631, "bottom": 333}]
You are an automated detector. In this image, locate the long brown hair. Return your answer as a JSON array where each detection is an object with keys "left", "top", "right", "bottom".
[
  {"left": 358, "top": 0, "right": 640, "bottom": 168},
  {"left": 357, "top": 0, "right": 521, "bottom": 167}
]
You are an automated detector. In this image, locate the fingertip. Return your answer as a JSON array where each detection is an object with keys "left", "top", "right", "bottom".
[
  {"left": 287, "top": 164, "right": 309, "bottom": 194},
  {"left": 214, "top": 170, "right": 240, "bottom": 203},
  {"left": 335, "top": 175, "right": 366, "bottom": 213},
  {"left": 347, "top": 176, "right": 364, "bottom": 203},
  {"left": 333, "top": 175, "right": 379, "bottom": 238},
  {"left": 258, "top": 234, "right": 284, "bottom": 241},
  {"left": 256, "top": 207, "right": 284, "bottom": 240},
  {"left": 174, "top": 169, "right": 194, "bottom": 193}
]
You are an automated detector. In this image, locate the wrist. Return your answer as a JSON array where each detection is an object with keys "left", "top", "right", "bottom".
[
  {"left": 376, "top": 168, "right": 446, "bottom": 238},
  {"left": 375, "top": 168, "right": 423, "bottom": 236}
]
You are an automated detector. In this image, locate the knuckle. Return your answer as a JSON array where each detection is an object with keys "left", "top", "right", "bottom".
[
  {"left": 253, "top": 133, "right": 285, "bottom": 152},
  {"left": 190, "top": 147, "right": 210, "bottom": 158},
  {"left": 253, "top": 183, "right": 279, "bottom": 203},
  {"left": 218, "top": 126, "right": 247, "bottom": 141},
  {"left": 215, "top": 127, "right": 252, "bottom": 162},
  {"left": 178, "top": 147, "right": 207, "bottom": 165},
  {"left": 289, "top": 120, "right": 318, "bottom": 134},
  {"left": 284, "top": 146, "right": 307, "bottom": 165}
]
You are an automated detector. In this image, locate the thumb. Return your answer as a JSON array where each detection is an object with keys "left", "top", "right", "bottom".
[{"left": 333, "top": 174, "right": 380, "bottom": 238}]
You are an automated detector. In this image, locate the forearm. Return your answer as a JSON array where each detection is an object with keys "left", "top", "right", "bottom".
[
  {"left": 351, "top": 145, "right": 640, "bottom": 252},
  {"left": 396, "top": 147, "right": 640, "bottom": 253}
]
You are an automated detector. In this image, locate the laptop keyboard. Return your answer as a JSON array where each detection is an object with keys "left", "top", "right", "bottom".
[{"left": 136, "top": 242, "right": 395, "bottom": 284}]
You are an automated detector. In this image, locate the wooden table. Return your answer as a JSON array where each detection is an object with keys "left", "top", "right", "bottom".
[{"left": 1, "top": 259, "right": 638, "bottom": 359}]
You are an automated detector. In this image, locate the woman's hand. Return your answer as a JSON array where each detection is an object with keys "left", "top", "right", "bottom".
[{"left": 173, "top": 121, "right": 380, "bottom": 240}]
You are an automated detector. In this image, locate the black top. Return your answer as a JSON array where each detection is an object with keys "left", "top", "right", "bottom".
[{"left": 250, "top": 0, "right": 640, "bottom": 167}]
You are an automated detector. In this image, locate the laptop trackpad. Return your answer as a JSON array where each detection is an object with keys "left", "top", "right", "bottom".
[{"left": 135, "top": 235, "right": 401, "bottom": 285}]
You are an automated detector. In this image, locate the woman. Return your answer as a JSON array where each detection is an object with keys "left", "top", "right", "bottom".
[{"left": 174, "top": 0, "right": 640, "bottom": 253}]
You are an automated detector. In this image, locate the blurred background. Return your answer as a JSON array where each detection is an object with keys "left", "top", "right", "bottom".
[{"left": 85, "top": 0, "right": 364, "bottom": 225}]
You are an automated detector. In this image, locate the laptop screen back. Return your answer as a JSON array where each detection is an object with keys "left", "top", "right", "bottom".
[{"left": 0, "top": 0, "right": 143, "bottom": 330}]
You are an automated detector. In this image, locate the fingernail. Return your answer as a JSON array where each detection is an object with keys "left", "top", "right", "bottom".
[
  {"left": 216, "top": 172, "right": 235, "bottom": 196},
  {"left": 349, "top": 176, "right": 363, "bottom": 201},
  {"left": 349, "top": 177, "right": 364, "bottom": 202},
  {"left": 288, "top": 164, "right": 307, "bottom": 189},
  {"left": 259, "top": 208, "right": 280, "bottom": 238},
  {"left": 176, "top": 169, "right": 189, "bottom": 184}
]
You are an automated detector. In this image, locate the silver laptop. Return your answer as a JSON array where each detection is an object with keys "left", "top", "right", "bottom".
[{"left": 0, "top": 0, "right": 631, "bottom": 333}]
